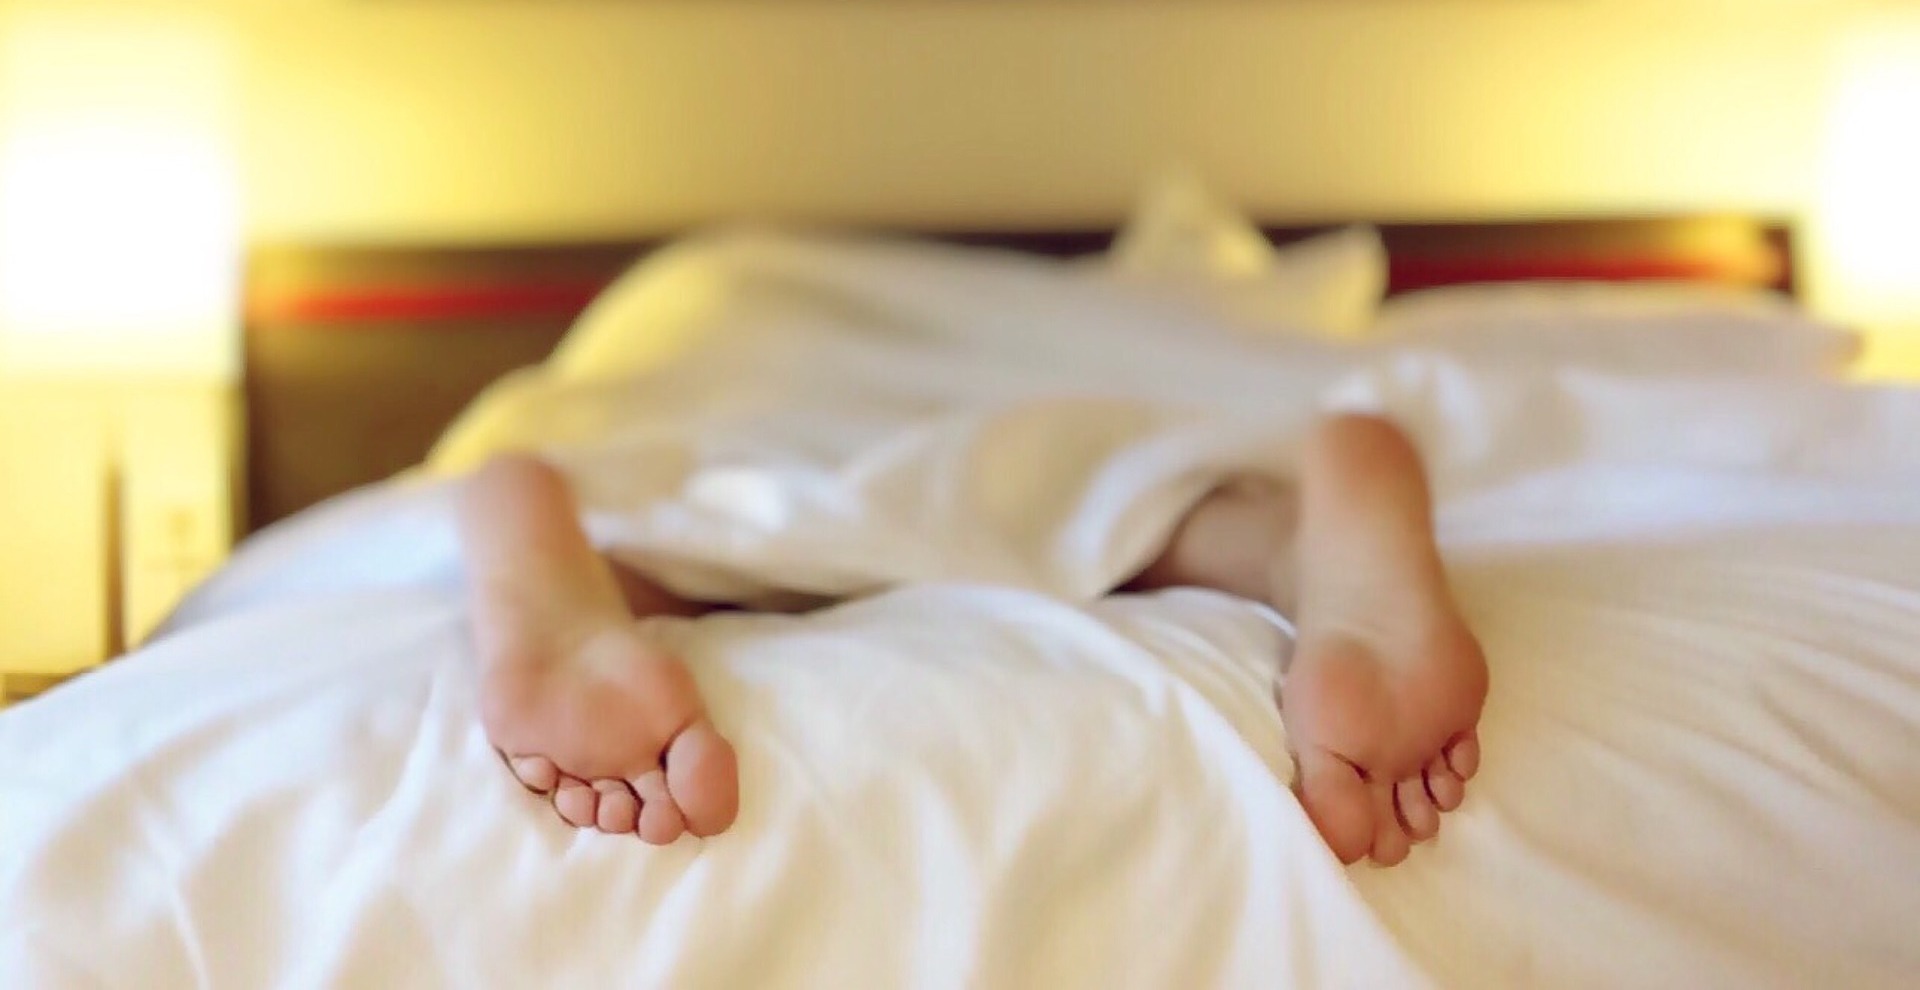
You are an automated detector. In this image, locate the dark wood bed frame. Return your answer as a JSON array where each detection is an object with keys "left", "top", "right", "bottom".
[{"left": 242, "top": 215, "right": 1795, "bottom": 531}]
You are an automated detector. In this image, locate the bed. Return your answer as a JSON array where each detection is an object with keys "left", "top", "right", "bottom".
[{"left": 3, "top": 193, "right": 1917, "bottom": 989}]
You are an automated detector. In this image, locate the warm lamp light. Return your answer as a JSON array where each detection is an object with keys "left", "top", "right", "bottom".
[
  {"left": 1811, "top": 18, "right": 1920, "bottom": 377},
  {"left": 0, "top": 15, "right": 240, "bottom": 381}
]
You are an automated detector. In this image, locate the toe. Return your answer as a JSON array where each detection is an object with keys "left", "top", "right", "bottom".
[
  {"left": 639, "top": 802, "right": 687, "bottom": 846},
  {"left": 1395, "top": 776, "right": 1441, "bottom": 841},
  {"left": 634, "top": 771, "right": 687, "bottom": 845},
  {"left": 593, "top": 779, "right": 641, "bottom": 834},
  {"left": 553, "top": 777, "right": 599, "bottom": 828},
  {"left": 1445, "top": 731, "right": 1481, "bottom": 780},
  {"left": 1424, "top": 757, "right": 1465, "bottom": 812},
  {"left": 1293, "top": 748, "right": 1376, "bottom": 865},
  {"left": 1368, "top": 783, "right": 1411, "bottom": 866},
  {"left": 506, "top": 754, "right": 560, "bottom": 794},
  {"left": 665, "top": 720, "right": 740, "bottom": 838}
]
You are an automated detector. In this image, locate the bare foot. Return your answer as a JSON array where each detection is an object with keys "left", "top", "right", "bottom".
[
  {"left": 481, "top": 615, "right": 739, "bottom": 843},
  {"left": 1280, "top": 414, "right": 1487, "bottom": 866},
  {"left": 462, "top": 456, "right": 739, "bottom": 843}
]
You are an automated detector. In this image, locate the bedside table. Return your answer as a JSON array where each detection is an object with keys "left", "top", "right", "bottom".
[{"left": 0, "top": 378, "right": 240, "bottom": 704}]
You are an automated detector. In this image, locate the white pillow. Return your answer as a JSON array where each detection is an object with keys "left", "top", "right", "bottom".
[
  {"left": 1374, "top": 281, "right": 1862, "bottom": 376},
  {"left": 1102, "top": 173, "right": 1386, "bottom": 339}
]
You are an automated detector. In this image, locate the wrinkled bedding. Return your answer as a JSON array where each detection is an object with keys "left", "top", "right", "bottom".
[{"left": 5, "top": 232, "right": 1919, "bottom": 988}]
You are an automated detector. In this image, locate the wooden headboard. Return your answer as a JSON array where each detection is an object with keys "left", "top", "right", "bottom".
[{"left": 244, "top": 215, "right": 1794, "bottom": 530}]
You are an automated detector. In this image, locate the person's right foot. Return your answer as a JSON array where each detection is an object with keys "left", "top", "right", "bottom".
[{"left": 1278, "top": 415, "right": 1488, "bottom": 866}]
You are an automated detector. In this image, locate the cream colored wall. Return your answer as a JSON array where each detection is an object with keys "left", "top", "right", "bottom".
[{"left": 0, "top": 0, "right": 1882, "bottom": 243}]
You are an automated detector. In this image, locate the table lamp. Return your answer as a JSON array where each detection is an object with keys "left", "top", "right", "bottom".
[
  {"left": 0, "top": 14, "right": 241, "bottom": 674},
  {"left": 0, "top": 14, "right": 240, "bottom": 382},
  {"left": 1810, "top": 16, "right": 1920, "bottom": 379}
]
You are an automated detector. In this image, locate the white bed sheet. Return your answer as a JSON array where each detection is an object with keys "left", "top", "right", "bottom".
[{"left": 5, "top": 235, "right": 1920, "bottom": 988}]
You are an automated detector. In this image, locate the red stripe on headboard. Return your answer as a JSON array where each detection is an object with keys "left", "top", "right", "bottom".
[
  {"left": 256, "top": 259, "right": 1768, "bottom": 326},
  {"left": 255, "top": 280, "right": 611, "bottom": 325},
  {"left": 1386, "top": 255, "right": 1777, "bottom": 294}
]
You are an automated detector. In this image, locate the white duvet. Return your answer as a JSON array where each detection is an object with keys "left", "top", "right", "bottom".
[{"left": 5, "top": 232, "right": 1920, "bottom": 989}]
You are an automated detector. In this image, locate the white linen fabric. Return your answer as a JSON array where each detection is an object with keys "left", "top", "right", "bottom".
[
  {"left": 4, "top": 233, "right": 1919, "bottom": 989},
  {"left": 1102, "top": 172, "right": 1387, "bottom": 338},
  {"left": 1375, "top": 280, "right": 1862, "bottom": 376},
  {"left": 542, "top": 226, "right": 1362, "bottom": 394}
]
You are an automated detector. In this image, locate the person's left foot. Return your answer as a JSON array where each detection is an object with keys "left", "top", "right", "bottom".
[
  {"left": 482, "top": 616, "right": 739, "bottom": 844},
  {"left": 463, "top": 455, "right": 739, "bottom": 843}
]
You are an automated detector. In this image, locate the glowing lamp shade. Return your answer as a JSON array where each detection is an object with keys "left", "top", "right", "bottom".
[
  {"left": 1812, "top": 20, "right": 1920, "bottom": 374},
  {"left": 0, "top": 17, "right": 239, "bottom": 380}
]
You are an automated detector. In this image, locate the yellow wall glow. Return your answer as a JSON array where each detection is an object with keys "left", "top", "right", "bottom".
[
  {"left": 0, "top": 0, "right": 1853, "bottom": 245},
  {"left": 1810, "top": 15, "right": 1920, "bottom": 377},
  {"left": 0, "top": 0, "right": 1889, "bottom": 252},
  {"left": 0, "top": 13, "right": 240, "bottom": 380}
]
